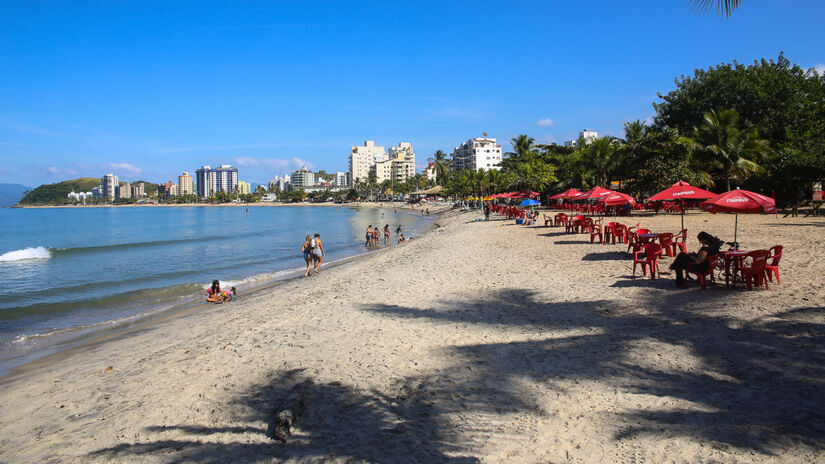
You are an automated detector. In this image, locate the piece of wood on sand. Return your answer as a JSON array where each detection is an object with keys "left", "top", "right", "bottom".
[{"left": 268, "top": 381, "right": 310, "bottom": 442}]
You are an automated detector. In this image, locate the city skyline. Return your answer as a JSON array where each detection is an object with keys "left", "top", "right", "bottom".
[{"left": 2, "top": 1, "right": 824, "bottom": 187}]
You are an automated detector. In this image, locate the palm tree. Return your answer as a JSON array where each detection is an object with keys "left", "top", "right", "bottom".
[
  {"left": 508, "top": 134, "right": 536, "bottom": 156},
  {"left": 689, "top": 0, "right": 742, "bottom": 18},
  {"left": 692, "top": 109, "right": 770, "bottom": 190},
  {"left": 623, "top": 119, "right": 647, "bottom": 144},
  {"left": 582, "top": 136, "right": 624, "bottom": 187},
  {"left": 428, "top": 150, "right": 451, "bottom": 185}
]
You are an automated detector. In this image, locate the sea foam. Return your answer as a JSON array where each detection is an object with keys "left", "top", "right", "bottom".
[{"left": 0, "top": 246, "right": 51, "bottom": 262}]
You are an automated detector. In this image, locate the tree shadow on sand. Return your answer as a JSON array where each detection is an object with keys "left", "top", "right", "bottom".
[
  {"left": 365, "top": 289, "right": 825, "bottom": 455},
  {"left": 88, "top": 289, "right": 825, "bottom": 461},
  {"left": 89, "top": 367, "right": 480, "bottom": 463}
]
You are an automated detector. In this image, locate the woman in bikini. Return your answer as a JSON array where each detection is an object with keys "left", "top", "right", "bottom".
[
  {"left": 383, "top": 224, "right": 390, "bottom": 244},
  {"left": 311, "top": 233, "right": 326, "bottom": 275},
  {"left": 301, "top": 235, "right": 313, "bottom": 277}
]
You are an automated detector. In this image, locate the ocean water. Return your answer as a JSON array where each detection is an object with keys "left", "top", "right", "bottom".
[{"left": 0, "top": 205, "right": 430, "bottom": 374}]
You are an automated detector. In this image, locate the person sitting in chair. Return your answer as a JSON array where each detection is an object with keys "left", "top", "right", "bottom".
[{"left": 669, "top": 231, "right": 723, "bottom": 287}]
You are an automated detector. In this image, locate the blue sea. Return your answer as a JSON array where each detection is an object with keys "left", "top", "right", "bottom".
[{"left": 0, "top": 205, "right": 430, "bottom": 375}]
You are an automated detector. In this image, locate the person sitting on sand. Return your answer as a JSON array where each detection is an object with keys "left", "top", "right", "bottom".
[
  {"left": 398, "top": 233, "right": 407, "bottom": 243},
  {"left": 670, "top": 231, "right": 723, "bottom": 287},
  {"left": 301, "top": 235, "right": 314, "bottom": 277},
  {"left": 206, "top": 280, "right": 229, "bottom": 303},
  {"left": 311, "top": 233, "right": 325, "bottom": 275}
]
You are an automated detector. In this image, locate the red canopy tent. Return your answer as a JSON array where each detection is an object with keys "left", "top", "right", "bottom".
[
  {"left": 647, "top": 181, "right": 717, "bottom": 230},
  {"left": 701, "top": 188, "right": 776, "bottom": 249},
  {"left": 548, "top": 188, "right": 584, "bottom": 200}
]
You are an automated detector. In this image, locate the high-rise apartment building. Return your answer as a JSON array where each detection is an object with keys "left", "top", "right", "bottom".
[
  {"left": 195, "top": 166, "right": 214, "bottom": 197},
  {"left": 349, "top": 140, "right": 386, "bottom": 185},
  {"left": 333, "top": 171, "right": 347, "bottom": 187},
  {"left": 290, "top": 167, "right": 315, "bottom": 189},
  {"left": 158, "top": 181, "right": 178, "bottom": 199},
  {"left": 237, "top": 180, "right": 251, "bottom": 195},
  {"left": 119, "top": 182, "right": 131, "bottom": 199},
  {"left": 101, "top": 173, "right": 119, "bottom": 201},
  {"left": 422, "top": 162, "right": 437, "bottom": 183},
  {"left": 451, "top": 137, "right": 503, "bottom": 171},
  {"left": 131, "top": 182, "right": 145, "bottom": 197},
  {"left": 195, "top": 164, "right": 238, "bottom": 197},
  {"left": 178, "top": 172, "right": 193, "bottom": 196},
  {"left": 270, "top": 174, "right": 290, "bottom": 191}
]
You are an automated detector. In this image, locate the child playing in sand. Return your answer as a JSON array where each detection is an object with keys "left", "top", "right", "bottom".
[{"left": 206, "top": 280, "right": 232, "bottom": 303}]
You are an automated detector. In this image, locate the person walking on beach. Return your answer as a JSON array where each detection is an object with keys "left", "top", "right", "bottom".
[
  {"left": 301, "top": 235, "right": 313, "bottom": 277},
  {"left": 365, "top": 225, "right": 373, "bottom": 247},
  {"left": 311, "top": 233, "right": 325, "bottom": 275},
  {"left": 383, "top": 224, "right": 390, "bottom": 244}
]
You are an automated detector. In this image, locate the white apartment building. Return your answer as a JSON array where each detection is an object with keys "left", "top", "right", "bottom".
[
  {"left": 422, "top": 161, "right": 437, "bottom": 183},
  {"left": 451, "top": 137, "right": 503, "bottom": 171},
  {"left": 178, "top": 172, "right": 194, "bottom": 196},
  {"left": 386, "top": 142, "right": 416, "bottom": 182},
  {"left": 564, "top": 129, "right": 599, "bottom": 147},
  {"left": 290, "top": 167, "right": 315, "bottom": 189},
  {"left": 333, "top": 171, "right": 347, "bottom": 187},
  {"left": 101, "top": 173, "right": 119, "bottom": 200},
  {"left": 349, "top": 140, "right": 386, "bottom": 185},
  {"left": 270, "top": 174, "right": 290, "bottom": 191},
  {"left": 237, "top": 180, "right": 251, "bottom": 195},
  {"left": 196, "top": 165, "right": 239, "bottom": 197}
]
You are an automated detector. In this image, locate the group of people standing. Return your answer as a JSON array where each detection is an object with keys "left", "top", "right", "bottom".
[
  {"left": 301, "top": 233, "right": 326, "bottom": 277},
  {"left": 365, "top": 224, "right": 405, "bottom": 247}
]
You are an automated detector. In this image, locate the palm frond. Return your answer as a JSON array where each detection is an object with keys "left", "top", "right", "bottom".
[{"left": 688, "top": 0, "right": 742, "bottom": 18}]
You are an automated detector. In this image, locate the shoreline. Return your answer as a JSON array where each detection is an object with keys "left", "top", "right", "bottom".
[
  {"left": 0, "top": 204, "right": 454, "bottom": 381},
  {"left": 10, "top": 201, "right": 438, "bottom": 209},
  {"left": 1, "top": 210, "right": 821, "bottom": 462}
]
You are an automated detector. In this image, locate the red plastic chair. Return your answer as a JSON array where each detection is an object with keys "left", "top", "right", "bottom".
[
  {"left": 626, "top": 227, "right": 650, "bottom": 254},
  {"left": 686, "top": 254, "right": 720, "bottom": 290},
  {"left": 633, "top": 243, "right": 662, "bottom": 279},
  {"left": 671, "top": 229, "right": 688, "bottom": 254},
  {"left": 658, "top": 233, "right": 675, "bottom": 257},
  {"left": 765, "top": 245, "right": 783, "bottom": 284},
  {"left": 742, "top": 250, "right": 771, "bottom": 290},
  {"left": 612, "top": 224, "right": 628, "bottom": 244}
]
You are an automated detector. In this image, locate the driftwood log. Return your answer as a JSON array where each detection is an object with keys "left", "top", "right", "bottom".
[{"left": 268, "top": 382, "right": 309, "bottom": 442}]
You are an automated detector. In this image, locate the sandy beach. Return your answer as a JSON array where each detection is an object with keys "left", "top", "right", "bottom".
[{"left": 1, "top": 209, "right": 823, "bottom": 463}]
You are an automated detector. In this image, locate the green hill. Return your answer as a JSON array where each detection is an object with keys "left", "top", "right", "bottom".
[{"left": 18, "top": 178, "right": 102, "bottom": 205}]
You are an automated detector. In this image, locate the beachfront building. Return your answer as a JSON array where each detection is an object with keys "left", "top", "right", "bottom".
[
  {"left": 387, "top": 142, "right": 416, "bottom": 182},
  {"left": 290, "top": 167, "right": 315, "bottom": 189},
  {"left": 131, "top": 182, "right": 145, "bottom": 198},
  {"left": 334, "top": 171, "right": 347, "bottom": 187},
  {"left": 67, "top": 190, "right": 93, "bottom": 204},
  {"left": 118, "top": 182, "right": 131, "bottom": 199},
  {"left": 270, "top": 174, "right": 290, "bottom": 191},
  {"left": 101, "top": 173, "right": 119, "bottom": 201},
  {"left": 349, "top": 140, "right": 386, "bottom": 185},
  {"left": 178, "top": 172, "right": 193, "bottom": 196},
  {"left": 237, "top": 180, "right": 251, "bottom": 195},
  {"left": 422, "top": 161, "right": 437, "bottom": 183},
  {"left": 563, "top": 129, "right": 599, "bottom": 147},
  {"left": 195, "top": 164, "right": 239, "bottom": 197},
  {"left": 158, "top": 181, "right": 178, "bottom": 200},
  {"left": 451, "top": 137, "right": 503, "bottom": 171}
]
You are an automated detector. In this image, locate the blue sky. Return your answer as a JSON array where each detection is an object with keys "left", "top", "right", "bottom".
[{"left": 1, "top": 1, "right": 823, "bottom": 187}]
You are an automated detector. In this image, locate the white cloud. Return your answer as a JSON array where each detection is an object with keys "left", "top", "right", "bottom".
[
  {"left": 234, "top": 157, "right": 315, "bottom": 172},
  {"left": 536, "top": 118, "right": 555, "bottom": 127},
  {"left": 47, "top": 166, "right": 60, "bottom": 174},
  {"left": 108, "top": 162, "right": 142, "bottom": 174}
]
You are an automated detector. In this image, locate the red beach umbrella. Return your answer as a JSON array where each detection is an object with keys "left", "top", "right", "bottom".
[
  {"left": 701, "top": 188, "right": 776, "bottom": 249},
  {"left": 571, "top": 186, "right": 615, "bottom": 200},
  {"left": 647, "top": 181, "right": 716, "bottom": 230},
  {"left": 549, "top": 188, "right": 584, "bottom": 200},
  {"left": 599, "top": 192, "right": 635, "bottom": 206}
]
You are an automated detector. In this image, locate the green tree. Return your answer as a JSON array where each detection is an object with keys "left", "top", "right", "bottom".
[
  {"left": 692, "top": 109, "right": 770, "bottom": 190},
  {"left": 428, "top": 150, "right": 451, "bottom": 186},
  {"left": 581, "top": 136, "right": 625, "bottom": 188}
]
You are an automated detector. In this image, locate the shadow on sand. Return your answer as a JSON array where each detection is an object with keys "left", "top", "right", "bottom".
[{"left": 88, "top": 288, "right": 825, "bottom": 461}]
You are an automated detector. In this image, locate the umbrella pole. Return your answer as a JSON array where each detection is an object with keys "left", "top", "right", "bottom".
[
  {"left": 680, "top": 200, "right": 684, "bottom": 231},
  {"left": 734, "top": 213, "right": 738, "bottom": 250}
]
